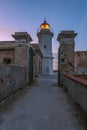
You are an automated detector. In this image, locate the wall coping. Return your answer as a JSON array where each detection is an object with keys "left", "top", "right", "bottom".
[{"left": 63, "top": 74, "right": 87, "bottom": 87}]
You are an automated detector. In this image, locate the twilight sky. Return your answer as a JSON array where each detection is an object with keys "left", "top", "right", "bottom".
[{"left": 0, "top": 0, "right": 87, "bottom": 54}]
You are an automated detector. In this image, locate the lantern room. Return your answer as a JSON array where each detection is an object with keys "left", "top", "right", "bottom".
[{"left": 40, "top": 20, "right": 50, "bottom": 30}]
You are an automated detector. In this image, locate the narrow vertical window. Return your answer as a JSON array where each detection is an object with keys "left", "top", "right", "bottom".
[{"left": 44, "top": 45, "right": 47, "bottom": 49}]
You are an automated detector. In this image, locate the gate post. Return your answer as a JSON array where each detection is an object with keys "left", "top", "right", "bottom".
[{"left": 29, "top": 47, "right": 34, "bottom": 84}]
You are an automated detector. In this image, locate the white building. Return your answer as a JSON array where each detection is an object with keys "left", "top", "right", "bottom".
[{"left": 37, "top": 20, "right": 54, "bottom": 75}]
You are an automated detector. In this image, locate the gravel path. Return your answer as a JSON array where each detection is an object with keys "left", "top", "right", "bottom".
[{"left": 0, "top": 75, "right": 84, "bottom": 130}]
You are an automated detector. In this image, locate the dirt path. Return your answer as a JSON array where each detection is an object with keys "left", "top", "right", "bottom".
[{"left": 0, "top": 75, "right": 84, "bottom": 130}]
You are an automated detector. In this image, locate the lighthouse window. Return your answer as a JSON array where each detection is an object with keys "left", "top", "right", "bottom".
[{"left": 44, "top": 45, "right": 47, "bottom": 49}]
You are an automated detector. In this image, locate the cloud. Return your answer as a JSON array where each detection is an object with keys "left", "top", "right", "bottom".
[{"left": 0, "top": 26, "right": 14, "bottom": 41}]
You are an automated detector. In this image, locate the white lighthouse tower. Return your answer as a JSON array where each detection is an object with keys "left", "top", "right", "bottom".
[{"left": 37, "top": 20, "right": 54, "bottom": 75}]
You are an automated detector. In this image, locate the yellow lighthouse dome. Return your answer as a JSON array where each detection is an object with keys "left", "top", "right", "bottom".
[{"left": 40, "top": 20, "right": 50, "bottom": 30}]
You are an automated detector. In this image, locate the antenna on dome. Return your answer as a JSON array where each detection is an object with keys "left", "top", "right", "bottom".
[{"left": 44, "top": 16, "right": 47, "bottom": 23}]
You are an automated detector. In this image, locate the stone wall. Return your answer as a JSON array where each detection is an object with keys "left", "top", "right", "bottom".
[
  {"left": 62, "top": 74, "right": 87, "bottom": 112},
  {"left": 0, "top": 42, "right": 30, "bottom": 83},
  {"left": 75, "top": 51, "right": 87, "bottom": 74},
  {"left": 14, "top": 45, "right": 29, "bottom": 83},
  {"left": 0, "top": 65, "right": 27, "bottom": 102},
  {"left": 0, "top": 48, "right": 14, "bottom": 65}
]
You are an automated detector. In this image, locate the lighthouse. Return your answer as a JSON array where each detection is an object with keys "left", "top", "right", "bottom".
[{"left": 37, "top": 20, "right": 54, "bottom": 75}]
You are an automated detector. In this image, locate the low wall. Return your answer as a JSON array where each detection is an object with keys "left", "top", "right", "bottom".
[
  {"left": 0, "top": 65, "right": 27, "bottom": 102},
  {"left": 62, "top": 74, "right": 87, "bottom": 112}
]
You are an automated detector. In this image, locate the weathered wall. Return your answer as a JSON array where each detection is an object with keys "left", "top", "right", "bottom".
[
  {"left": 0, "top": 49, "right": 14, "bottom": 64},
  {"left": 62, "top": 74, "right": 87, "bottom": 112},
  {"left": 0, "top": 42, "right": 30, "bottom": 83},
  {"left": 0, "top": 65, "right": 27, "bottom": 102},
  {"left": 75, "top": 51, "right": 87, "bottom": 74}
]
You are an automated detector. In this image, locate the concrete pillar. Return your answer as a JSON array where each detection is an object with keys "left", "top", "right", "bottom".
[
  {"left": 12, "top": 32, "right": 32, "bottom": 83},
  {"left": 57, "top": 31, "right": 77, "bottom": 83}
]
